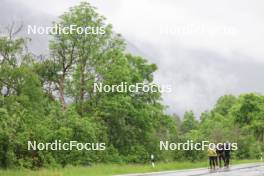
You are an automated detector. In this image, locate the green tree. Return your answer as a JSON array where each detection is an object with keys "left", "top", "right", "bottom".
[
  {"left": 181, "top": 111, "right": 198, "bottom": 133},
  {"left": 213, "top": 95, "right": 237, "bottom": 116},
  {"left": 232, "top": 93, "right": 264, "bottom": 142},
  {"left": 49, "top": 1, "right": 124, "bottom": 113}
]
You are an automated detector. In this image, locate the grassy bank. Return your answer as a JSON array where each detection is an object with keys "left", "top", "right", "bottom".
[{"left": 0, "top": 160, "right": 261, "bottom": 176}]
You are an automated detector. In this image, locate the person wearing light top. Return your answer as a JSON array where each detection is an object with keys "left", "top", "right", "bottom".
[{"left": 207, "top": 144, "right": 217, "bottom": 170}]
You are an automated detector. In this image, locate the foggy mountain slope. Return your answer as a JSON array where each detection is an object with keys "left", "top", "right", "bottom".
[
  {"left": 127, "top": 41, "right": 264, "bottom": 116},
  {"left": 0, "top": 0, "right": 56, "bottom": 54}
]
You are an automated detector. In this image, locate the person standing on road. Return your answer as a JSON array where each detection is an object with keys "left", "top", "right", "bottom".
[
  {"left": 224, "top": 142, "right": 231, "bottom": 168},
  {"left": 207, "top": 144, "right": 217, "bottom": 170},
  {"left": 216, "top": 144, "right": 225, "bottom": 168}
]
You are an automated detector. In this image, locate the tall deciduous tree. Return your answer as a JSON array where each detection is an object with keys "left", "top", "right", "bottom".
[{"left": 49, "top": 2, "right": 124, "bottom": 112}]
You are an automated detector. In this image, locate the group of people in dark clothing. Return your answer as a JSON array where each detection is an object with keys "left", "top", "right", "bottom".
[{"left": 207, "top": 143, "right": 231, "bottom": 170}]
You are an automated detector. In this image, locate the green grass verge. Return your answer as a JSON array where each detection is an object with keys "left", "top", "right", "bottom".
[{"left": 0, "top": 160, "right": 261, "bottom": 176}]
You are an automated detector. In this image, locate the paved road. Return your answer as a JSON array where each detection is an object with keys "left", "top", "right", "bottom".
[{"left": 117, "top": 163, "right": 264, "bottom": 176}]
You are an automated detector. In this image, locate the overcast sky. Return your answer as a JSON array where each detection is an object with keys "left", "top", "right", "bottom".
[{"left": 1, "top": 0, "right": 264, "bottom": 117}]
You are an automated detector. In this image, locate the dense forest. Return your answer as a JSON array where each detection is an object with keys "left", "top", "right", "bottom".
[{"left": 0, "top": 2, "right": 263, "bottom": 169}]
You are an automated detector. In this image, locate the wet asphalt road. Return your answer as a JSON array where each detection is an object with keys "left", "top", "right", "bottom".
[{"left": 117, "top": 163, "right": 264, "bottom": 176}]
